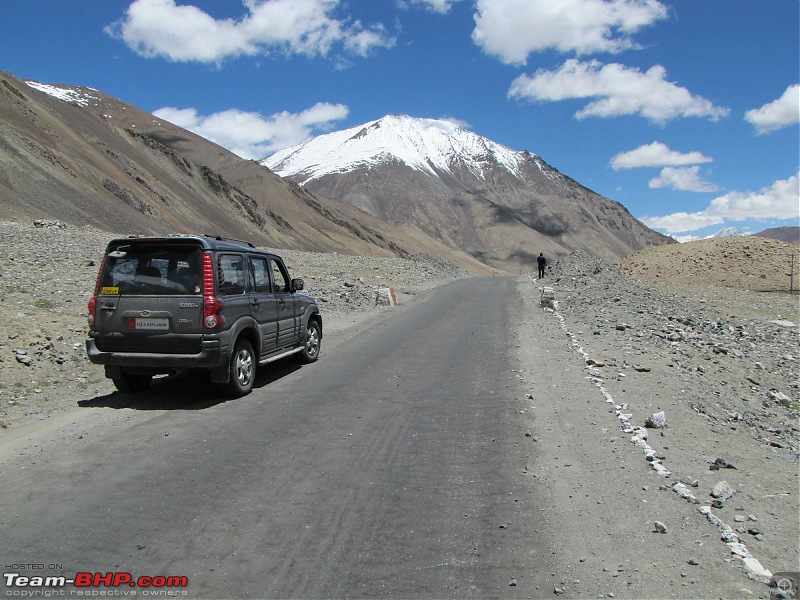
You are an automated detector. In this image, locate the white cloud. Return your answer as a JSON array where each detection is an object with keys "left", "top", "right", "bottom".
[
  {"left": 745, "top": 84, "right": 800, "bottom": 134},
  {"left": 509, "top": 59, "right": 729, "bottom": 124},
  {"left": 106, "top": 0, "right": 394, "bottom": 63},
  {"left": 648, "top": 166, "right": 719, "bottom": 192},
  {"left": 472, "top": 0, "right": 669, "bottom": 65},
  {"left": 343, "top": 23, "right": 393, "bottom": 56},
  {"left": 641, "top": 212, "right": 724, "bottom": 233},
  {"left": 405, "top": 0, "right": 464, "bottom": 14},
  {"left": 610, "top": 141, "right": 712, "bottom": 169},
  {"left": 641, "top": 173, "right": 800, "bottom": 233},
  {"left": 153, "top": 102, "right": 349, "bottom": 159},
  {"left": 438, "top": 116, "right": 472, "bottom": 130}
]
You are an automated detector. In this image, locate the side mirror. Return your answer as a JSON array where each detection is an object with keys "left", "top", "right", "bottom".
[{"left": 291, "top": 278, "right": 304, "bottom": 292}]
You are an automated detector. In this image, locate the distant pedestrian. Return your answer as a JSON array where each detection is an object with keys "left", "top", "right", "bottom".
[{"left": 537, "top": 253, "right": 547, "bottom": 279}]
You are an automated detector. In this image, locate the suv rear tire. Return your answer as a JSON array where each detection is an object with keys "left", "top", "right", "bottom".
[
  {"left": 112, "top": 373, "right": 153, "bottom": 394},
  {"left": 222, "top": 338, "right": 255, "bottom": 397}
]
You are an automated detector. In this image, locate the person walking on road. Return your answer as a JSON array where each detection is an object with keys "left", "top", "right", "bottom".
[{"left": 537, "top": 253, "right": 547, "bottom": 279}]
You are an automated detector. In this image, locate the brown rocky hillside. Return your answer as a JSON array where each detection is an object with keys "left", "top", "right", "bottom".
[
  {"left": 619, "top": 236, "right": 800, "bottom": 292},
  {"left": 755, "top": 225, "right": 800, "bottom": 247}
]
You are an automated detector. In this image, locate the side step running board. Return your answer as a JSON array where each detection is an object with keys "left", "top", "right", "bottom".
[{"left": 259, "top": 346, "right": 303, "bottom": 365}]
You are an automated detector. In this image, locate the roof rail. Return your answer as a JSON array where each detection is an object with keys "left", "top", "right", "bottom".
[{"left": 202, "top": 234, "right": 256, "bottom": 248}]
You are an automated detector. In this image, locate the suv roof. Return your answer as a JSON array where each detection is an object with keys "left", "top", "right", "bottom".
[{"left": 104, "top": 234, "right": 276, "bottom": 255}]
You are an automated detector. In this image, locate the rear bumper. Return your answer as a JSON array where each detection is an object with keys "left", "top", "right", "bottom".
[{"left": 86, "top": 338, "right": 223, "bottom": 371}]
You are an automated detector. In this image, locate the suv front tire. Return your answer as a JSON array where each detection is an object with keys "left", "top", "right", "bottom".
[{"left": 297, "top": 319, "right": 321, "bottom": 364}]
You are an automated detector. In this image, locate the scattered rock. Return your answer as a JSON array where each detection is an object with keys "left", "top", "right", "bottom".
[
  {"left": 654, "top": 521, "right": 668, "bottom": 534},
  {"left": 710, "top": 458, "right": 737, "bottom": 471},
  {"left": 767, "top": 389, "right": 794, "bottom": 408},
  {"left": 742, "top": 557, "right": 773, "bottom": 584},
  {"left": 645, "top": 411, "right": 668, "bottom": 429},
  {"left": 711, "top": 481, "right": 735, "bottom": 501},
  {"left": 15, "top": 352, "right": 33, "bottom": 366},
  {"left": 673, "top": 482, "right": 700, "bottom": 504},
  {"left": 33, "top": 219, "right": 68, "bottom": 229}
]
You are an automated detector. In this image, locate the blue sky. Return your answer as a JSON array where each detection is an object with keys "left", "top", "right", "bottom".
[{"left": 2, "top": 0, "right": 798, "bottom": 239}]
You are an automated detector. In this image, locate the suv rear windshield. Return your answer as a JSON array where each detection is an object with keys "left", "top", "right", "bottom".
[{"left": 100, "top": 243, "right": 203, "bottom": 296}]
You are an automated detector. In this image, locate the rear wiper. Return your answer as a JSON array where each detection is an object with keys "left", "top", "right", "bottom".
[{"left": 108, "top": 245, "right": 130, "bottom": 259}]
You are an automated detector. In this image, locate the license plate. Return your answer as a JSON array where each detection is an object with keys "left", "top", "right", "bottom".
[{"left": 133, "top": 318, "right": 169, "bottom": 330}]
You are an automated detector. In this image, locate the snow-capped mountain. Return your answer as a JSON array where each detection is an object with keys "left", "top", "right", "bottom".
[
  {"left": 265, "top": 114, "right": 543, "bottom": 183},
  {"left": 672, "top": 226, "right": 752, "bottom": 243},
  {"left": 709, "top": 226, "right": 750, "bottom": 238},
  {"left": 264, "top": 115, "right": 671, "bottom": 268}
]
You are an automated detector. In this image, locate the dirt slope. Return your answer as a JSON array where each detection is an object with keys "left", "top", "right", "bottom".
[{"left": 620, "top": 236, "right": 800, "bottom": 292}]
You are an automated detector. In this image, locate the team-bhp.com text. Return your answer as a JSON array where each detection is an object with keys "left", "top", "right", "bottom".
[{"left": 4, "top": 573, "right": 188, "bottom": 596}]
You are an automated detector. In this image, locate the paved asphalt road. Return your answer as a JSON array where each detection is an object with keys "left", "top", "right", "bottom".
[{"left": 1, "top": 277, "right": 556, "bottom": 598}]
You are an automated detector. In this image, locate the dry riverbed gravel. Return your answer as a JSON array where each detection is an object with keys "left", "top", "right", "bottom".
[{"left": 1, "top": 220, "right": 798, "bottom": 599}]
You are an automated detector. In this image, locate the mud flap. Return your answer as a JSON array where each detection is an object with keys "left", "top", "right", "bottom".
[{"left": 210, "top": 365, "right": 230, "bottom": 384}]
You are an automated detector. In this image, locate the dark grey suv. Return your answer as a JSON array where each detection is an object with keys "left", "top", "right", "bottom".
[{"left": 86, "top": 235, "right": 322, "bottom": 397}]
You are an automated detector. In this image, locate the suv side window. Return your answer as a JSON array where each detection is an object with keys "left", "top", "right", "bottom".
[
  {"left": 250, "top": 256, "right": 272, "bottom": 293},
  {"left": 271, "top": 259, "right": 290, "bottom": 294},
  {"left": 218, "top": 254, "right": 246, "bottom": 296}
]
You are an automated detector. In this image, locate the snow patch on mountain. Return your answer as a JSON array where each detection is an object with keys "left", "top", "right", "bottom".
[
  {"left": 264, "top": 114, "right": 540, "bottom": 184},
  {"left": 26, "top": 81, "right": 99, "bottom": 107}
]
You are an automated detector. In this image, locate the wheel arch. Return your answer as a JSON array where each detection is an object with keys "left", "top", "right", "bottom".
[
  {"left": 234, "top": 325, "right": 260, "bottom": 362},
  {"left": 211, "top": 318, "right": 261, "bottom": 384},
  {"left": 303, "top": 306, "right": 323, "bottom": 339}
]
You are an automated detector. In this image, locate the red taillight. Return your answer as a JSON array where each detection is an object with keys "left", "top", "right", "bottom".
[
  {"left": 87, "top": 297, "right": 97, "bottom": 327},
  {"left": 202, "top": 252, "right": 223, "bottom": 329},
  {"left": 87, "top": 255, "right": 108, "bottom": 328}
]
